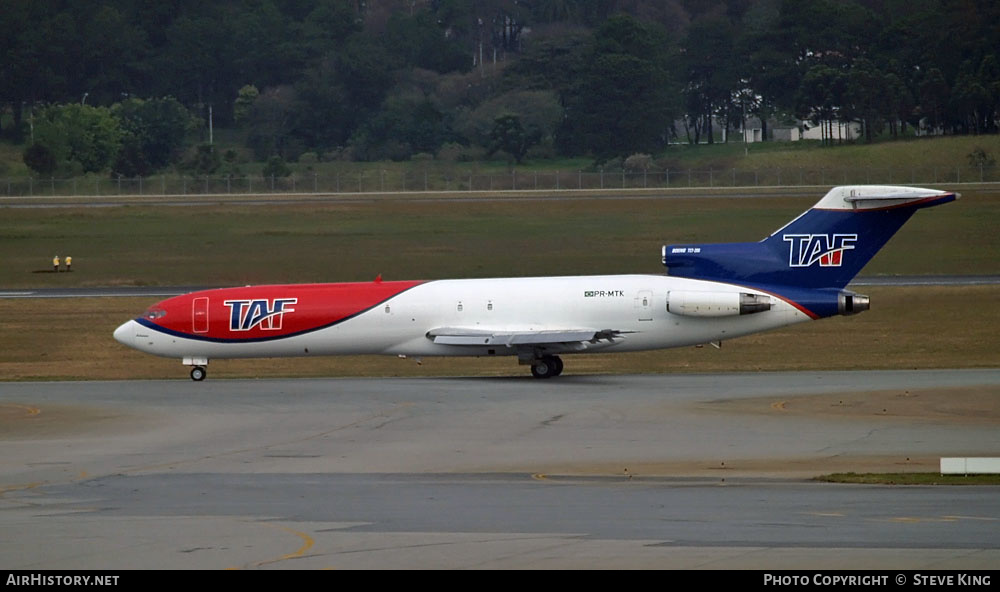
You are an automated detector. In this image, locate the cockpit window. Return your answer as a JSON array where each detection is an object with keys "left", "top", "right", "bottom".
[{"left": 145, "top": 307, "right": 167, "bottom": 320}]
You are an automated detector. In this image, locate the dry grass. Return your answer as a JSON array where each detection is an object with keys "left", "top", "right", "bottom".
[{"left": 1, "top": 285, "right": 996, "bottom": 381}]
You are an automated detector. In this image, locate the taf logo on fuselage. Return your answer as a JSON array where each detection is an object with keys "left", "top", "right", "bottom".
[
  {"left": 783, "top": 234, "right": 857, "bottom": 267},
  {"left": 224, "top": 298, "right": 298, "bottom": 331}
]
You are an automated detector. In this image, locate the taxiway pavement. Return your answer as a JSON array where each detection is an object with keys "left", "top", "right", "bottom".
[{"left": 1, "top": 371, "right": 998, "bottom": 569}]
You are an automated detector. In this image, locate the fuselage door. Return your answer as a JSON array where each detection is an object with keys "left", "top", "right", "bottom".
[
  {"left": 193, "top": 297, "right": 209, "bottom": 333},
  {"left": 636, "top": 290, "right": 653, "bottom": 321}
]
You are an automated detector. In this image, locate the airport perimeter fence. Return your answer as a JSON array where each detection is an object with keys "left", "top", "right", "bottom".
[{"left": 2, "top": 165, "right": 998, "bottom": 197}]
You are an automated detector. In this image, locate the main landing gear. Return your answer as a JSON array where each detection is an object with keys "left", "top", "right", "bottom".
[
  {"left": 530, "top": 355, "right": 564, "bottom": 379},
  {"left": 190, "top": 366, "right": 207, "bottom": 381}
]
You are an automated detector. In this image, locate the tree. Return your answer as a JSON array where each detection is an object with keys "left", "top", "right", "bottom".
[
  {"left": 23, "top": 143, "right": 57, "bottom": 176},
  {"left": 918, "top": 68, "right": 950, "bottom": 133},
  {"left": 187, "top": 144, "right": 220, "bottom": 175},
  {"left": 33, "top": 103, "right": 123, "bottom": 173},
  {"left": 262, "top": 155, "right": 291, "bottom": 178},
  {"left": 233, "top": 85, "right": 260, "bottom": 126},
  {"left": 245, "top": 86, "right": 301, "bottom": 160},
  {"left": 112, "top": 97, "right": 195, "bottom": 175},
  {"left": 681, "top": 15, "right": 739, "bottom": 144},
  {"left": 488, "top": 113, "right": 537, "bottom": 164},
  {"left": 557, "top": 15, "right": 678, "bottom": 159},
  {"left": 843, "top": 59, "right": 889, "bottom": 143},
  {"left": 795, "top": 66, "right": 846, "bottom": 145}
]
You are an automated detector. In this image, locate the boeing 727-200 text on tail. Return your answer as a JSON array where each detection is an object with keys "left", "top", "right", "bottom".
[{"left": 114, "top": 185, "right": 956, "bottom": 380}]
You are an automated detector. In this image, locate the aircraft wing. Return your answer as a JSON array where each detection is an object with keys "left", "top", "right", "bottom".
[{"left": 426, "top": 327, "right": 627, "bottom": 349}]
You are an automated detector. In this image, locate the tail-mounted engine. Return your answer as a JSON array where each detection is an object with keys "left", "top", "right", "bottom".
[
  {"left": 667, "top": 291, "right": 772, "bottom": 318},
  {"left": 838, "top": 290, "right": 870, "bottom": 315}
]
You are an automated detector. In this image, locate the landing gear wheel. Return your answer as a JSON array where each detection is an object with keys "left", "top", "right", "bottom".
[
  {"left": 190, "top": 366, "right": 207, "bottom": 381},
  {"left": 531, "top": 355, "right": 562, "bottom": 379}
]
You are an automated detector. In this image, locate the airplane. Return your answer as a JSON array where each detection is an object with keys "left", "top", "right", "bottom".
[{"left": 113, "top": 185, "right": 956, "bottom": 381}]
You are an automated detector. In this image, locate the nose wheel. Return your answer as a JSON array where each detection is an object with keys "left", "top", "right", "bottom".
[
  {"left": 530, "top": 355, "right": 564, "bottom": 379},
  {"left": 190, "top": 366, "right": 207, "bottom": 381}
]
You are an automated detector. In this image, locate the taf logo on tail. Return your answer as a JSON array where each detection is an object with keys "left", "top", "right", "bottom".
[
  {"left": 783, "top": 234, "right": 858, "bottom": 267},
  {"left": 224, "top": 298, "right": 298, "bottom": 331}
]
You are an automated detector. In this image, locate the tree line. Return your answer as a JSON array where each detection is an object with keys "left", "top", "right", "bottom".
[{"left": 3, "top": 0, "right": 999, "bottom": 176}]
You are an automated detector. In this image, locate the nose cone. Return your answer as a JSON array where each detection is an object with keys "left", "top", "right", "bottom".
[{"left": 113, "top": 320, "right": 136, "bottom": 348}]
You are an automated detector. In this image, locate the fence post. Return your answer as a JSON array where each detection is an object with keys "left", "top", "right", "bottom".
[
  {"left": 709, "top": 168, "right": 713, "bottom": 187},
  {"left": 600, "top": 168, "right": 604, "bottom": 189},
  {"left": 621, "top": 169, "right": 624, "bottom": 188},
  {"left": 957, "top": 166, "right": 960, "bottom": 183},
  {"left": 732, "top": 168, "right": 736, "bottom": 186},
  {"left": 139, "top": 176, "right": 142, "bottom": 195},
  {"left": 665, "top": 169, "right": 670, "bottom": 187},
  {"left": 555, "top": 171, "right": 559, "bottom": 190},
  {"left": 29, "top": 177, "right": 32, "bottom": 196}
]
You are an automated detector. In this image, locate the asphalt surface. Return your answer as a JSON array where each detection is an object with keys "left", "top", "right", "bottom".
[{"left": 2, "top": 371, "right": 998, "bottom": 569}]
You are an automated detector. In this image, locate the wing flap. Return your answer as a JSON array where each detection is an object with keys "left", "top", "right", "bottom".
[{"left": 427, "top": 328, "right": 624, "bottom": 348}]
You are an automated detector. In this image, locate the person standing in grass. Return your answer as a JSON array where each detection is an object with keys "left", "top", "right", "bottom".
[{"left": 53, "top": 255, "right": 60, "bottom": 272}]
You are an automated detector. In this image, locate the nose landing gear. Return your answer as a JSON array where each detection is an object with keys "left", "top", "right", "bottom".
[{"left": 183, "top": 357, "right": 209, "bottom": 381}]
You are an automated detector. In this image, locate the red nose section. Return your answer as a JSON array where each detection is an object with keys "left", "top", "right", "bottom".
[{"left": 139, "top": 281, "right": 424, "bottom": 342}]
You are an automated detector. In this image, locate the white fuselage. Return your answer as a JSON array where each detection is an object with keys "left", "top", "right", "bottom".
[{"left": 116, "top": 274, "right": 810, "bottom": 361}]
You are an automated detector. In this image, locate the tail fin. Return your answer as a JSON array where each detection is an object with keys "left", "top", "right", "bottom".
[{"left": 663, "top": 185, "right": 957, "bottom": 291}]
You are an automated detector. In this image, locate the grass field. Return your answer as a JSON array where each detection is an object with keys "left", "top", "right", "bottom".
[
  {"left": 1, "top": 187, "right": 998, "bottom": 381},
  {"left": 2, "top": 190, "right": 998, "bottom": 289},
  {"left": 817, "top": 473, "right": 1000, "bottom": 485},
  {"left": 0, "top": 284, "right": 996, "bottom": 380}
]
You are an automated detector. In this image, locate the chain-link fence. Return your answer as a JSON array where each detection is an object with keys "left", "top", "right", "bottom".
[{"left": 2, "top": 165, "right": 998, "bottom": 197}]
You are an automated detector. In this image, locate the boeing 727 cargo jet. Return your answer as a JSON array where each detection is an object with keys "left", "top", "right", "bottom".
[{"left": 113, "top": 185, "right": 956, "bottom": 380}]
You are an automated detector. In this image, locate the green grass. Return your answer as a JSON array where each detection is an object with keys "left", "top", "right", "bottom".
[
  {"left": 817, "top": 473, "right": 1000, "bottom": 485},
  {"left": 1, "top": 190, "right": 997, "bottom": 289}
]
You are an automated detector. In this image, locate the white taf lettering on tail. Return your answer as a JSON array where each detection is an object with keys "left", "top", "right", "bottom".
[
  {"left": 783, "top": 234, "right": 857, "bottom": 267},
  {"left": 224, "top": 298, "right": 298, "bottom": 331}
]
